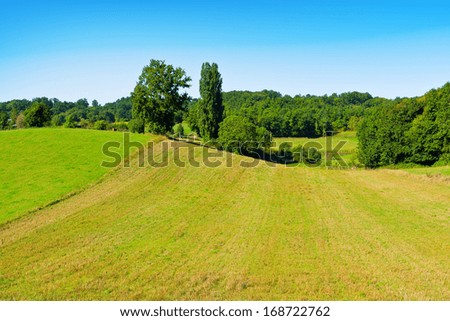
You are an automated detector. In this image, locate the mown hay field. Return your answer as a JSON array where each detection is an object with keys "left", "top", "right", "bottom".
[{"left": 0, "top": 134, "right": 448, "bottom": 300}]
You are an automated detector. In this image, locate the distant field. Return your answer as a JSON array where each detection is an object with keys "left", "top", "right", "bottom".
[
  {"left": 273, "top": 131, "right": 359, "bottom": 165},
  {"left": 0, "top": 128, "right": 156, "bottom": 224},
  {"left": 273, "top": 131, "right": 358, "bottom": 151},
  {"left": 0, "top": 138, "right": 448, "bottom": 300}
]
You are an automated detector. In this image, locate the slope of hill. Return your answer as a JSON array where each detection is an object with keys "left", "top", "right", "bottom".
[
  {"left": 0, "top": 128, "right": 156, "bottom": 224},
  {"left": 0, "top": 139, "right": 448, "bottom": 300}
]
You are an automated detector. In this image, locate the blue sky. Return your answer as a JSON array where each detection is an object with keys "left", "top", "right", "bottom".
[{"left": 1, "top": 0, "right": 449, "bottom": 103}]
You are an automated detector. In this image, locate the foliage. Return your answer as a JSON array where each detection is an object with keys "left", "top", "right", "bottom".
[
  {"left": 0, "top": 111, "right": 8, "bottom": 129},
  {"left": 110, "top": 122, "right": 129, "bottom": 132},
  {"left": 358, "top": 83, "right": 450, "bottom": 167},
  {"left": 51, "top": 114, "right": 65, "bottom": 127},
  {"left": 197, "top": 62, "right": 224, "bottom": 139},
  {"left": 94, "top": 120, "right": 109, "bottom": 130},
  {"left": 15, "top": 113, "right": 25, "bottom": 128},
  {"left": 131, "top": 59, "right": 191, "bottom": 134},
  {"left": 221, "top": 90, "right": 372, "bottom": 137},
  {"left": 64, "top": 114, "right": 78, "bottom": 128},
  {"left": 174, "top": 123, "right": 184, "bottom": 137},
  {"left": 24, "top": 102, "right": 51, "bottom": 127},
  {"left": 186, "top": 99, "right": 201, "bottom": 134},
  {"left": 217, "top": 115, "right": 272, "bottom": 154},
  {"left": 128, "top": 118, "right": 145, "bottom": 134}
]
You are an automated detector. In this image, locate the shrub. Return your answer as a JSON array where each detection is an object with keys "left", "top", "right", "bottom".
[
  {"left": 174, "top": 123, "right": 184, "bottom": 137},
  {"left": 94, "top": 120, "right": 109, "bottom": 130},
  {"left": 16, "top": 113, "right": 25, "bottom": 129},
  {"left": 64, "top": 115, "right": 78, "bottom": 128},
  {"left": 110, "top": 122, "right": 129, "bottom": 132},
  {"left": 79, "top": 119, "right": 92, "bottom": 129},
  {"left": 129, "top": 118, "right": 145, "bottom": 134}
]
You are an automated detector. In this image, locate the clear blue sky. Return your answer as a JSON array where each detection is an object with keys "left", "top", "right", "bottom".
[{"left": 1, "top": 0, "right": 449, "bottom": 103}]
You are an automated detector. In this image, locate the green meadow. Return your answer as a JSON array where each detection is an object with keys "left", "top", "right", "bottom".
[
  {"left": 273, "top": 131, "right": 359, "bottom": 165},
  {"left": 0, "top": 128, "right": 156, "bottom": 224}
]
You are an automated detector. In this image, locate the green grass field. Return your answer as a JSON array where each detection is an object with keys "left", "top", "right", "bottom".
[
  {"left": 273, "top": 131, "right": 358, "bottom": 152},
  {"left": 273, "top": 131, "right": 359, "bottom": 165},
  {"left": 403, "top": 166, "right": 450, "bottom": 176},
  {"left": 0, "top": 132, "right": 448, "bottom": 300},
  {"left": 0, "top": 128, "right": 156, "bottom": 225}
]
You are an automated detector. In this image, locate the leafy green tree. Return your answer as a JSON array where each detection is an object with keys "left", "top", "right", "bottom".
[
  {"left": 9, "top": 107, "right": 18, "bottom": 129},
  {"left": 24, "top": 102, "right": 51, "bottom": 127},
  {"left": 198, "top": 62, "right": 224, "bottom": 140},
  {"left": 406, "top": 84, "right": 450, "bottom": 165},
  {"left": 76, "top": 98, "right": 89, "bottom": 109},
  {"left": 218, "top": 115, "right": 271, "bottom": 154},
  {"left": 0, "top": 111, "right": 8, "bottom": 129},
  {"left": 102, "top": 111, "right": 115, "bottom": 123},
  {"left": 64, "top": 115, "right": 78, "bottom": 128},
  {"left": 51, "top": 114, "right": 65, "bottom": 127},
  {"left": 131, "top": 59, "right": 191, "bottom": 134},
  {"left": 348, "top": 115, "right": 361, "bottom": 131},
  {"left": 187, "top": 100, "right": 201, "bottom": 134}
]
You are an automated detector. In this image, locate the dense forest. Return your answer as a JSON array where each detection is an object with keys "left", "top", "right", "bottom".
[
  {"left": 357, "top": 83, "right": 450, "bottom": 167},
  {"left": 0, "top": 68, "right": 448, "bottom": 168}
]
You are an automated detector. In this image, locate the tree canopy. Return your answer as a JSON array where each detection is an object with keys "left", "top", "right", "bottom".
[
  {"left": 24, "top": 102, "right": 51, "bottom": 127},
  {"left": 357, "top": 83, "right": 450, "bottom": 167},
  {"left": 131, "top": 59, "right": 191, "bottom": 134}
]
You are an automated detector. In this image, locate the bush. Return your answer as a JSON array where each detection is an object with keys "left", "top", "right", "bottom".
[
  {"left": 79, "top": 119, "right": 92, "bottom": 129},
  {"left": 277, "top": 142, "right": 293, "bottom": 163},
  {"left": 174, "top": 123, "right": 184, "bottom": 137},
  {"left": 110, "top": 122, "right": 129, "bottom": 132},
  {"left": 16, "top": 113, "right": 25, "bottom": 129},
  {"left": 64, "top": 115, "right": 78, "bottom": 128},
  {"left": 94, "top": 120, "right": 109, "bottom": 130},
  {"left": 129, "top": 118, "right": 145, "bottom": 134}
]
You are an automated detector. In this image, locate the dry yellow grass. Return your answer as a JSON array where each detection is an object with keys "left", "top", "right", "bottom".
[{"left": 0, "top": 140, "right": 449, "bottom": 300}]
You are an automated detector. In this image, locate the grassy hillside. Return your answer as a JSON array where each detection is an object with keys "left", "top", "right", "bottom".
[
  {"left": 403, "top": 166, "right": 450, "bottom": 176},
  {"left": 0, "top": 128, "right": 156, "bottom": 224},
  {"left": 0, "top": 139, "right": 448, "bottom": 300}
]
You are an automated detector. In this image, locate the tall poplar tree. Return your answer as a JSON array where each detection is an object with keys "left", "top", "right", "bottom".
[{"left": 198, "top": 63, "right": 223, "bottom": 140}]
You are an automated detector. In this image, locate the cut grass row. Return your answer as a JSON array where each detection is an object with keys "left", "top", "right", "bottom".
[{"left": 0, "top": 139, "right": 448, "bottom": 300}]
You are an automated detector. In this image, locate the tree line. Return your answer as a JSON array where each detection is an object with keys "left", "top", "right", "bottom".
[
  {"left": 0, "top": 97, "right": 133, "bottom": 130},
  {"left": 1, "top": 59, "right": 448, "bottom": 168}
]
